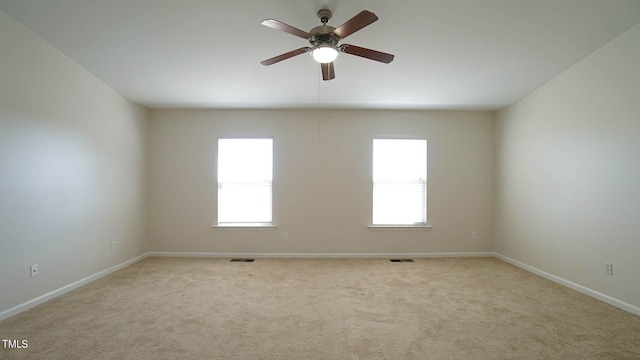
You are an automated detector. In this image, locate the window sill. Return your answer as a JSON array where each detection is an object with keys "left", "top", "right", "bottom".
[
  {"left": 368, "top": 224, "right": 432, "bottom": 229},
  {"left": 213, "top": 223, "right": 278, "bottom": 229}
]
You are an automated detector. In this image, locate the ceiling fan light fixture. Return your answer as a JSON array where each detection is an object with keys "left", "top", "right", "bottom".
[
  {"left": 311, "top": 45, "right": 339, "bottom": 63},
  {"left": 261, "top": 9, "right": 394, "bottom": 80}
]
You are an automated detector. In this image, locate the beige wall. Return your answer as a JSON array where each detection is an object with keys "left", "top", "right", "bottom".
[
  {"left": 5, "top": 0, "right": 636, "bottom": 320},
  {"left": 0, "top": 9, "right": 149, "bottom": 315},
  {"left": 494, "top": 24, "right": 640, "bottom": 309},
  {"left": 149, "top": 109, "right": 494, "bottom": 255}
]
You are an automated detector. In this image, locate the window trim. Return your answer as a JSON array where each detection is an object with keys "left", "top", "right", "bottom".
[
  {"left": 368, "top": 224, "right": 432, "bottom": 229},
  {"left": 212, "top": 223, "right": 278, "bottom": 229},
  {"left": 216, "top": 137, "right": 274, "bottom": 227},
  {"left": 371, "top": 137, "right": 429, "bottom": 228}
]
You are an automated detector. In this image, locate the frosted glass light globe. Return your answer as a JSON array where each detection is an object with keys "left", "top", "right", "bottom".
[{"left": 311, "top": 46, "right": 339, "bottom": 63}]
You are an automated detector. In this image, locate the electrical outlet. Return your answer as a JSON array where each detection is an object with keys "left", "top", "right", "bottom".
[
  {"left": 604, "top": 263, "right": 613, "bottom": 275},
  {"left": 30, "top": 264, "right": 38, "bottom": 278},
  {"left": 111, "top": 241, "right": 116, "bottom": 251},
  {"left": 472, "top": 232, "right": 478, "bottom": 240},
  {"left": 282, "top": 232, "right": 288, "bottom": 240}
]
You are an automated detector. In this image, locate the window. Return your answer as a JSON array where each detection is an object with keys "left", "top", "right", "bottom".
[
  {"left": 217, "top": 138, "right": 273, "bottom": 226},
  {"left": 372, "top": 139, "right": 427, "bottom": 226}
]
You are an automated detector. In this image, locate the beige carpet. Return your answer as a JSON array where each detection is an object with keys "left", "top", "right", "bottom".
[{"left": 1, "top": 257, "right": 639, "bottom": 359}]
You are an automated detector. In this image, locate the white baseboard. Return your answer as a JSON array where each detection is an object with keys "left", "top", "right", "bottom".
[
  {"left": 0, "top": 253, "right": 150, "bottom": 322},
  {"left": 147, "top": 251, "right": 495, "bottom": 259},
  {"left": 4, "top": 251, "right": 637, "bottom": 321},
  {"left": 0, "top": 251, "right": 492, "bottom": 321},
  {"left": 493, "top": 252, "right": 640, "bottom": 317}
]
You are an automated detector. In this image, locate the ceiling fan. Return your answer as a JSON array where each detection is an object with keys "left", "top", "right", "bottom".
[{"left": 260, "top": 9, "right": 395, "bottom": 81}]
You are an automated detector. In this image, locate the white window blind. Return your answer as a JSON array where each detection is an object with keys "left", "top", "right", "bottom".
[
  {"left": 373, "top": 139, "right": 427, "bottom": 225},
  {"left": 217, "top": 138, "right": 273, "bottom": 225}
]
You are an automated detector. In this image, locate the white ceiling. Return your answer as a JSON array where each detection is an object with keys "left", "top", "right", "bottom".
[{"left": 2, "top": 0, "right": 640, "bottom": 110}]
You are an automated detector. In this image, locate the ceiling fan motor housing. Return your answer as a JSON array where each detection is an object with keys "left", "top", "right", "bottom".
[
  {"left": 310, "top": 9, "right": 340, "bottom": 47},
  {"left": 309, "top": 26, "right": 339, "bottom": 46}
]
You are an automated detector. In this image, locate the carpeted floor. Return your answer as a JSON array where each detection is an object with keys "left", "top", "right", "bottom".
[{"left": 0, "top": 257, "right": 639, "bottom": 359}]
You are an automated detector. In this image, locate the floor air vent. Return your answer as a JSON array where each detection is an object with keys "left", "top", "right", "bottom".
[
  {"left": 390, "top": 259, "right": 414, "bottom": 262},
  {"left": 230, "top": 259, "right": 255, "bottom": 262}
]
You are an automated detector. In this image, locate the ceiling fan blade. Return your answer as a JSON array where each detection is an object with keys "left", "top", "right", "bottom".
[
  {"left": 321, "top": 62, "right": 335, "bottom": 81},
  {"left": 261, "top": 47, "right": 310, "bottom": 66},
  {"left": 341, "top": 44, "right": 394, "bottom": 64},
  {"left": 261, "top": 19, "right": 311, "bottom": 39},
  {"left": 333, "top": 10, "right": 378, "bottom": 39}
]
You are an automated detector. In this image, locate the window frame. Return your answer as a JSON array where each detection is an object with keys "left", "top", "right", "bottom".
[
  {"left": 213, "top": 137, "right": 277, "bottom": 229},
  {"left": 369, "top": 137, "right": 432, "bottom": 229}
]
